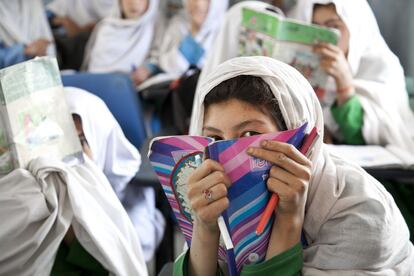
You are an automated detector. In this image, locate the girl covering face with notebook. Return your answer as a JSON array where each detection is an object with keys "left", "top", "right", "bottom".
[{"left": 172, "top": 56, "right": 414, "bottom": 275}]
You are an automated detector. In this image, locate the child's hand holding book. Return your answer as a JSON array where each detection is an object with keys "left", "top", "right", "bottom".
[
  {"left": 247, "top": 140, "right": 312, "bottom": 258},
  {"left": 187, "top": 159, "right": 231, "bottom": 232}
]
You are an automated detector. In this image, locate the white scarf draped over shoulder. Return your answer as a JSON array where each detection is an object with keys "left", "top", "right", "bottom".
[
  {"left": 0, "top": 157, "right": 147, "bottom": 276},
  {"left": 291, "top": 0, "right": 414, "bottom": 154},
  {"left": 64, "top": 87, "right": 141, "bottom": 197},
  {"left": 83, "top": 0, "right": 160, "bottom": 73},
  {"left": 64, "top": 87, "right": 165, "bottom": 262},
  {"left": 0, "top": 0, "right": 55, "bottom": 56},
  {"left": 47, "top": 0, "right": 114, "bottom": 27},
  {"left": 157, "top": 0, "right": 229, "bottom": 77},
  {"left": 190, "top": 56, "right": 414, "bottom": 275}
]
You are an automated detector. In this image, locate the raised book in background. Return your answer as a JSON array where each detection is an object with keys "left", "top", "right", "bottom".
[
  {"left": 326, "top": 144, "right": 414, "bottom": 170},
  {"left": 0, "top": 57, "right": 83, "bottom": 175},
  {"left": 239, "top": 7, "right": 339, "bottom": 107},
  {"left": 148, "top": 123, "right": 318, "bottom": 274}
]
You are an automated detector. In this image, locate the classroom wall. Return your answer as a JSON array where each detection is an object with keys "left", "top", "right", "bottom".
[{"left": 368, "top": 0, "right": 414, "bottom": 77}]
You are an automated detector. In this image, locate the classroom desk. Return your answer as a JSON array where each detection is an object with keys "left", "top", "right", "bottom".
[{"left": 364, "top": 168, "right": 414, "bottom": 183}]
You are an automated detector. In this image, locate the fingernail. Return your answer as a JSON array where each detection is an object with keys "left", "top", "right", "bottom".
[
  {"left": 261, "top": 140, "right": 268, "bottom": 147},
  {"left": 247, "top": 148, "right": 254, "bottom": 154}
]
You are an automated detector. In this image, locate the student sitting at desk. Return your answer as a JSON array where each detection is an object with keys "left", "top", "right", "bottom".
[
  {"left": 0, "top": 0, "right": 55, "bottom": 69},
  {"left": 46, "top": 0, "right": 114, "bottom": 69},
  {"left": 291, "top": 0, "right": 414, "bottom": 148},
  {"left": 83, "top": 0, "right": 162, "bottom": 74},
  {"left": 174, "top": 56, "right": 414, "bottom": 275},
  {"left": 132, "top": 0, "right": 229, "bottom": 85},
  {"left": 64, "top": 87, "right": 165, "bottom": 262},
  {"left": 199, "top": 1, "right": 414, "bottom": 155},
  {"left": 47, "top": 0, "right": 114, "bottom": 38}
]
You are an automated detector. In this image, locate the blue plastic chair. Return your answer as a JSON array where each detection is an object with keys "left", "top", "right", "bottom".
[{"left": 62, "top": 72, "right": 147, "bottom": 149}]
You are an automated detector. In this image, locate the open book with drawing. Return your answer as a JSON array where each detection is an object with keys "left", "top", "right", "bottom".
[
  {"left": 239, "top": 7, "right": 339, "bottom": 107},
  {"left": 0, "top": 57, "right": 83, "bottom": 175},
  {"left": 148, "top": 123, "right": 318, "bottom": 274},
  {"left": 326, "top": 144, "right": 414, "bottom": 170}
]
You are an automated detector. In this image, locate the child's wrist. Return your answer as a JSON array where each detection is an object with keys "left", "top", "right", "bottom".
[
  {"left": 335, "top": 85, "right": 355, "bottom": 106},
  {"left": 273, "top": 213, "right": 303, "bottom": 240},
  {"left": 193, "top": 219, "right": 220, "bottom": 242}
]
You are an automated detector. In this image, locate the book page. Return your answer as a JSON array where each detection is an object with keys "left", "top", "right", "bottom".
[
  {"left": 386, "top": 145, "right": 414, "bottom": 168},
  {"left": 326, "top": 144, "right": 410, "bottom": 169},
  {"left": 239, "top": 8, "right": 339, "bottom": 107},
  {"left": 0, "top": 57, "right": 83, "bottom": 173},
  {"left": 0, "top": 119, "right": 12, "bottom": 174}
]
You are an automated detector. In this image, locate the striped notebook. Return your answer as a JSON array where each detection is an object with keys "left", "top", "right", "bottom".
[{"left": 148, "top": 123, "right": 310, "bottom": 274}]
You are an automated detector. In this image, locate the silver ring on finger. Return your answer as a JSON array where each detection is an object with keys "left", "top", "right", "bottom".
[{"left": 202, "top": 188, "right": 214, "bottom": 203}]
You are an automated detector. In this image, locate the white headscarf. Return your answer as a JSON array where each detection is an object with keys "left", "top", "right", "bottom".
[
  {"left": 157, "top": 0, "right": 229, "bottom": 76},
  {"left": 0, "top": 0, "right": 55, "bottom": 56},
  {"left": 290, "top": 0, "right": 414, "bottom": 151},
  {"left": 64, "top": 87, "right": 164, "bottom": 262},
  {"left": 47, "top": 0, "right": 114, "bottom": 27},
  {"left": 0, "top": 157, "right": 148, "bottom": 276},
  {"left": 64, "top": 87, "right": 141, "bottom": 197},
  {"left": 190, "top": 56, "right": 414, "bottom": 274},
  {"left": 83, "top": 0, "right": 160, "bottom": 73}
]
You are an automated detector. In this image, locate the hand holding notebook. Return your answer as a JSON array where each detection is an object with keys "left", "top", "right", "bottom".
[{"left": 148, "top": 123, "right": 318, "bottom": 275}]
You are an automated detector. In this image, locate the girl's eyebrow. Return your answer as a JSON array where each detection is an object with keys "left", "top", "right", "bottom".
[
  {"left": 203, "top": 120, "right": 267, "bottom": 133},
  {"left": 202, "top": 126, "right": 223, "bottom": 133},
  {"left": 232, "top": 119, "right": 267, "bottom": 131}
]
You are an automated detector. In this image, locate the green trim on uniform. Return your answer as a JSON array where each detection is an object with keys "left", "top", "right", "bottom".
[
  {"left": 331, "top": 95, "right": 365, "bottom": 145},
  {"left": 51, "top": 240, "right": 108, "bottom": 276},
  {"left": 173, "top": 243, "right": 303, "bottom": 276}
]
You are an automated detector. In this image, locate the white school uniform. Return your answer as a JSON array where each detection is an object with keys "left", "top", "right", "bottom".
[
  {"left": 83, "top": 0, "right": 161, "bottom": 73},
  {"left": 0, "top": 156, "right": 147, "bottom": 276},
  {"left": 0, "top": 0, "right": 55, "bottom": 56},
  {"left": 156, "top": 0, "right": 229, "bottom": 77}
]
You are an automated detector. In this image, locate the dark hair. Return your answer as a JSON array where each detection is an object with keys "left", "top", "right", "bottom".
[{"left": 204, "top": 75, "right": 287, "bottom": 131}]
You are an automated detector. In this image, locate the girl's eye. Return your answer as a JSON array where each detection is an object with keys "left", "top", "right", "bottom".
[
  {"left": 208, "top": 135, "right": 223, "bottom": 141},
  {"left": 242, "top": 131, "right": 260, "bottom": 137}
]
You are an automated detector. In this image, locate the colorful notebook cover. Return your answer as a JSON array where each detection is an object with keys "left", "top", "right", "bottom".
[{"left": 148, "top": 123, "right": 309, "bottom": 274}]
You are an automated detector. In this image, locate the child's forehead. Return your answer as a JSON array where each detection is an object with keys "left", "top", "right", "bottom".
[{"left": 203, "top": 99, "right": 275, "bottom": 125}]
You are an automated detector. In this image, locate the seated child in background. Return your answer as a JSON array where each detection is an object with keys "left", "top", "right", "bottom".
[
  {"left": 47, "top": 0, "right": 114, "bottom": 38},
  {"left": 0, "top": 0, "right": 55, "bottom": 69},
  {"left": 83, "top": 0, "right": 163, "bottom": 74},
  {"left": 132, "top": 0, "right": 229, "bottom": 85},
  {"left": 64, "top": 87, "right": 165, "bottom": 262},
  {"left": 198, "top": 1, "right": 414, "bottom": 155},
  {"left": 46, "top": 0, "right": 115, "bottom": 69},
  {"left": 174, "top": 56, "right": 414, "bottom": 275},
  {"left": 292, "top": 0, "right": 414, "bottom": 147}
]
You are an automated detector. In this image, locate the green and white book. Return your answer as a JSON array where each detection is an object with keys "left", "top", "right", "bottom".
[
  {"left": 0, "top": 57, "right": 83, "bottom": 175},
  {"left": 240, "top": 7, "right": 339, "bottom": 107}
]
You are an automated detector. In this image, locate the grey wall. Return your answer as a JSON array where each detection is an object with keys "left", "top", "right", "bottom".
[{"left": 368, "top": 0, "right": 414, "bottom": 76}]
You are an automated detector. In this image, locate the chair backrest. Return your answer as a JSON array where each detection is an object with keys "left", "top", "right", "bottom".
[{"left": 62, "top": 72, "right": 147, "bottom": 149}]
